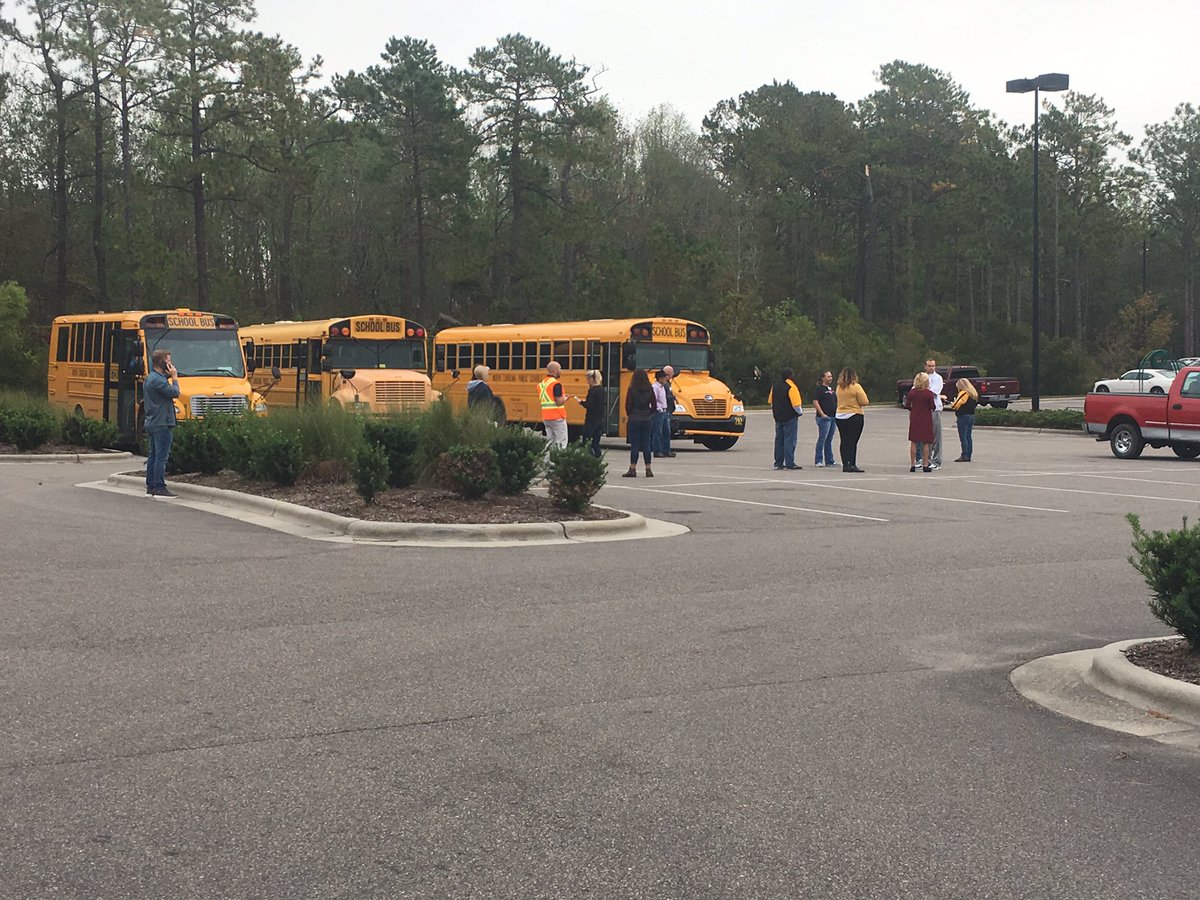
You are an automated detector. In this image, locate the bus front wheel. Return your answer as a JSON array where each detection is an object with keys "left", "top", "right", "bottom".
[{"left": 699, "top": 436, "right": 739, "bottom": 451}]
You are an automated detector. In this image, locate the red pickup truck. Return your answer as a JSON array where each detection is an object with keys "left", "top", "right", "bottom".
[
  {"left": 1083, "top": 365, "right": 1200, "bottom": 459},
  {"left": 896, "top": 365, "right": 1021, "bottom": 408}
]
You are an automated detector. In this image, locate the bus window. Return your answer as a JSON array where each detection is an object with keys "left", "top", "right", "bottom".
[
  {"left": 570, "top": 340, "right": 585, "bottom": 371},
  {"left": 498, "top": 342, "right": 511, "bottom": 369},
  {"left": 587, "top": 341, "right": 602, "bottom": 371},
  {"left": 435, "top": 343, "right": 445, "bottom": 372},
  {"left": 485, "top": 342, "right": 497, "bottom": 369},
  {"left": 525, "top": 341, "right": 537, "bottom": 369},
  {"left": 56, "top": 327, "right": 69, "bottom": 362},
  {"left": 552, "top": 341, "right": 569, "bottom": 366},
  {"left": 472, "top": 343, "right": 483, "bottom": 367},
  {"left": 72, "top": 324, "right": 84, "bottom": 362},
  {"left": 538, "top": 342, "right": 551, "bottom": 368}
]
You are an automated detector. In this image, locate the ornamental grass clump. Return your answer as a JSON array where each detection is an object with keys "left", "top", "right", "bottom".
[
  {"left": 248, "top": 426, "right": 304, "bottom": 486},
  {"left": 416, "top": 400, "right": 496, "bottom": 480},
  {"left": 269, "top": 404, "right": 365, "bottom": 478},
  {"left": 436, "top": 444, "right": 500, "bottom": 499},
  {"left": 546, "top": 440, "right": 606, "bottom": 512},
  {"left": 1127, "top": 513, "right": 1200, "bottom": 652}
]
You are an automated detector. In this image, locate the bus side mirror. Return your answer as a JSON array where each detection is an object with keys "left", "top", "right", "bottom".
[
  {"left": 621, "top": 344, "right": 635, "bottom": 370},
  {"left": 340, "top": 369, "right": 356, "bottom": 381},
  {"left": 451, "top": 369, "right": 460, "bottom": 380},
  {"left": 271, "top": 366, "right": 281, "bottom": 381},
  {"left": 246, "top": 360, "right": 257, "bottom": 373}
]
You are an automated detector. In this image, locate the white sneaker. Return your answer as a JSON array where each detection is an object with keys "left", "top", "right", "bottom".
[
  {"left": 930, "top": 463, "right": 940, "bottom": 470},
  {"left": 815, "top": 462, "right": 824, "bottom": 468}
]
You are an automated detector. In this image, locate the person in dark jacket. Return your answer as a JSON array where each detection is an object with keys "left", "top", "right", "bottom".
[
  {"left": 767, "top": 368, "right": 803, "bottom": 470},
  {"left": 949, "top": 377, "right": 979, "bottom": 461},
  {"left": 466, "top": 365, "right": 506, "bottom": 424},
  {"left": 623, "top": 369, "right": 656, "bottom": 477},
  {"left": 143, "top": 348, "right": 180, "bottom": 497},
  {"left": 575, "top": 369, "right": 606, "bottom": 458}
]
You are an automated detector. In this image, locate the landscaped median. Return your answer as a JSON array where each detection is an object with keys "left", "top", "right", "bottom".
[
  {"left": 99, "top": 472, "right": 687, "bottom": 546},
  {"left": 974, "top": 407, "right": 1083, "bottom": 430}
]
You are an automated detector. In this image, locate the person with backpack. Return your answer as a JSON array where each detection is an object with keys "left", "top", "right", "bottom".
[{"left": 768, "top": 367, "right": 803, "bottom": 470}]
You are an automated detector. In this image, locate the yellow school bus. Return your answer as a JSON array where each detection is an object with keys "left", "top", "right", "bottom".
[
  {"left": 239, "top": 315, "right": 434, "bottom": 412},
  {"left": 431, "top": 318, "right": 746, "bottom": 449},
  {"left": 47, "top": 309, "right": 264, "bottom": 446}
]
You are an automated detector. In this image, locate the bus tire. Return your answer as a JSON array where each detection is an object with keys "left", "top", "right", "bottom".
[{"left": 699, "top": 436, "right": 738, "bottom": 451}]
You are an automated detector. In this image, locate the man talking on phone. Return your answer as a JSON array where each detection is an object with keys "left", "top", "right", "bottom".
[{"left": 144, "top": 348, "right": 180, "bottom": 498}]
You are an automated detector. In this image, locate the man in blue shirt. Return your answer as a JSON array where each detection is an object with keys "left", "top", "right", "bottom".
[{"left": 143, "top": 348, "right": 180, "bottom": 497}]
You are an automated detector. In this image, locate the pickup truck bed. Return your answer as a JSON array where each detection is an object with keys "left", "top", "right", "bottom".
[{"left": 1083, "top": 365, "right": 1200, "bottom": 459}]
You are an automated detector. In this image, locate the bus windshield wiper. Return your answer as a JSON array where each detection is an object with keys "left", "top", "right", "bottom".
[{"left": 189, "top": 366, "right": 239, "bottom": 375}]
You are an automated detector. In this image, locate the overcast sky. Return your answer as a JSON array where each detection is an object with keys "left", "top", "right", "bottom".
[{"left": 252, "top": 0, "right": 1195, "bottom": 142}]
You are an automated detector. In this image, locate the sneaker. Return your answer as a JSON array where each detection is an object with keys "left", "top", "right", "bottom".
[
  {"left": 145, "top": 487, "right": 155, "bottom": 495},
  {"left": 910, "top": 466, "right": 917, "bottom": 473},
  {"left": 784, "top": 465, "right": 802, "bottom": 470},
  {"left": 152, "top": 488, "right": 178, "bottom": 498},
  {"left": 922, "top": 466, "right": 932, "bottom": 473},
  {"left": 773, "top": 465, "right": 784, "bottom": 470},
  {"left": 930, "top": 463, "right": 940, "bottom": 470},
  {"left": 953, "top": 457, "right": 968, "bottom": 462},
  {"left": 847, "top": 466, "right": 865, "bottom": 473},
  {"left": 667, "top": 451, "right": 677, "bottom": 457},
  {"left": 815, "top": 462, "right": 824, "bottom": 468}
]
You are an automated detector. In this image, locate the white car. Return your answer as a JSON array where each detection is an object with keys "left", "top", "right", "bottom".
[{"left": 1092, "top": 369, "right": 1177, "bottom": 394}]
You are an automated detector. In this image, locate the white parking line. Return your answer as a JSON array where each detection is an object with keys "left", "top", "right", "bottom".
[
  {"left": 1073, "top": 473, "right": 1200, "bottom": 488},
  {"left": 604, "top": 484, "right": 889, "bottom": 522},
  {"left": 791, "top": 481, "right": 1069, "bottom": 513},
  {"left": 970, "top": 480, "right": 1200, "bottom": 504}
]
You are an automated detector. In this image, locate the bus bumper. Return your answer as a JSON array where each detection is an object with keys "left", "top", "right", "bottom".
[{"left": 672, "top": 415, "right": 746, "bottom": 437}]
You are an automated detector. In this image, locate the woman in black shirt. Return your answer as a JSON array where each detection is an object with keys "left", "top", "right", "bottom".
[
  {"left": 623, "top": 369, "right": 656, "bottom": 477},
  {"left": 576, "top": 369, "right": 606, "bottom": 458}
]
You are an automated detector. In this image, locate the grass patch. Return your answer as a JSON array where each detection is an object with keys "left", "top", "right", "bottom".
[{"left": 974, "top": 408, "right": 1083, "bottom": 430}]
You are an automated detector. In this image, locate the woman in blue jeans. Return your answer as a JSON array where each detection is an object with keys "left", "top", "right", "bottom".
[
  {"left": 949, "top": 377, "right": 979, "bottom": 461},
  {"left": 812, "top": 370, "right": 837, "bottom": 466},
  {"left": 622, "top": 369, "right": 656, "bottom": 477}
]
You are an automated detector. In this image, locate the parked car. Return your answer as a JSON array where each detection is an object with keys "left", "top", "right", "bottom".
[
  {"left": 1091, "top": 369, "right": 1177, "bottom": 394},
  {"left": 1083, "top": 366, "right": 1200, "bottom": 459},
  {"left": 896, "top": 365, "right": 1021, "bottom": 408}
]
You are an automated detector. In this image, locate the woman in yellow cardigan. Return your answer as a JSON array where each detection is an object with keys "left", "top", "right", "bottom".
[{"left": 835, "top": 368, "right": 869, "bottom": 473}]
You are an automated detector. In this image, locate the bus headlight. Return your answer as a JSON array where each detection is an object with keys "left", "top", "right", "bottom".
[
  {"left": 674, "top": 402, "right": 688, "bottom": 414},
  {"left": 254, "top": 400, "right": 268, "bottom": 413},
  {"left": 732, "top": 402, "right": 745, "bottom": 414}
]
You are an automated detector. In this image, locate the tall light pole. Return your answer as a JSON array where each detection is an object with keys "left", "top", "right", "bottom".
[{"left": 1007, "top": 72, "right": 1069, "bottom": 412}]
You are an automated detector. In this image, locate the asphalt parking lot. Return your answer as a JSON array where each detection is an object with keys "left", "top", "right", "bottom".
[{"left": 3, "top": 406, "right": 1200, "bottom": 898}]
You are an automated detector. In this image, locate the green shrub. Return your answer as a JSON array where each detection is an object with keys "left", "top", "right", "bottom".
[
  {"left": 363, "top": 416, "right": 421, "bottom": 487},
  {"left": 546, "top": 440, "right": 607, "bottom": 512},
  {"left": 490, "top": 426, "right": 545, "bottom": 494},
  {"left": 416, "top": 400, "right": 497, "bottom": 480},
  {"left": 435, "top": 444, "right": 500, "bottom": 499},
  {"left": 216, "top": 415, "right": 259, "bottom": 477},
  {"left": 352, "top": 442, "right": 390, "bottom": 503},
  {"left": 974, "top": 408, "right": 1083, "bottom": 430},
  {"left": 61, "top": 412, "right": 118, "bottom": 450},
  {"left": 1128, "top": 514, "right": 1200, "bottom": 652},
  {"left": 248, "top": 427, "right": 304, "bottom": 486},
  {"left": 2, "top": 407, "right": 59, "bottom": 451},
  {"left": 168, "top": 418, "right": 227, "bottom": 475}
]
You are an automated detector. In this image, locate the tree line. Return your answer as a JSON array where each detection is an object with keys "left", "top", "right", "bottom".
[{"left": 1, "top": 0, "right": 1198, "bottom": 397}]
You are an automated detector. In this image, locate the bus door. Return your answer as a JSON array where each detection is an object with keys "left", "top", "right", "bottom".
[
  {"left": 595, "top": 341, "right": 623, "bottom": 436},
  {"left": 305, "top": 339, "right": 323, "bottom": 403},
  {"left": 108, "top": 327, "right": 143, "bottom": 444}
]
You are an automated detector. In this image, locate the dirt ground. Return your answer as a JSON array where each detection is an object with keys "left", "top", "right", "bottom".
[
  {"left": 1124, "top": 637, "right": 1200, "bottom": 687},
  {"left": 164, "top": 470, "right": 624, "bottom": 524}
]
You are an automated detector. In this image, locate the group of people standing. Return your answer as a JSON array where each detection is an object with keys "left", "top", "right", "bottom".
[
  {"left": 905, "top": 358, "right": 978, "bottom": 472},
  {"left": 769, "top": 358, "right": 979, "bottom": 474},
  {"left": 622, "top": 366, "right": 677, "bottom": 477},
  {"left": 769, "top": 368, "right": 869, "bottom": 473}
]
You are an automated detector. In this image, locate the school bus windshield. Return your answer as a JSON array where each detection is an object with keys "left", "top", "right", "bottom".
[
  {"left": 326, "top": 338, "right": 426, "bottom": 371},
  {"left": 632, "top": 343, "right": 709, "bottom": 372},
  {"left": 144, "top": 328, "right": 246, "bottom": 377}
]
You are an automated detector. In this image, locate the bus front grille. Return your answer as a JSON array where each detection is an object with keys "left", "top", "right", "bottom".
[
  {"left": 692, "top": 398, "right": 728, "bottom": 417},
  {"left": 374, "top": 381, "right": 427, "bottom": 406},
  {"left": 190, "top": 395, "right": 248, "bottom": 417}
]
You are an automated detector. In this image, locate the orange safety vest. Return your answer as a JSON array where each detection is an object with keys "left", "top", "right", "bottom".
[{"left": 538, "top": 376, "right": 567, "bottom": 421}]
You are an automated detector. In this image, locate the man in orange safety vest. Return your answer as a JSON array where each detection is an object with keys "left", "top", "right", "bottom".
[{"left": 539, "top": 361, "right": 569, "bottom": 449}]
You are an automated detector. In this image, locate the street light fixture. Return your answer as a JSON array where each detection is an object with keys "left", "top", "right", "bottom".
[{"left": 1007, "top": 72, "right": 1069, "bottom": 412}]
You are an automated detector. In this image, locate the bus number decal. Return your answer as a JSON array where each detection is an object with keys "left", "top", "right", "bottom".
[
  {"left": 652, "top": 324, "right": 686, "bottom": 340},
  {"left": 165, "top": 314, "right": 216, "bottom": 328},
  {"left": 353, "top": 318, "right": 403, "bottom": 334}
]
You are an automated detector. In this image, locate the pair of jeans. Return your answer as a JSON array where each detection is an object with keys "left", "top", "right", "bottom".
[
  {"left": 651, "top": 411, "right": 671, "bottom": 455},
  {"left": 583, "top": 421, "right": 603, "bottom": 458},
  {"left": 628, "top": 419, "right": 653, "bottom": 466},
  {"left": 145, "top": 425, "right": 174, "bottom": 492},
  {"left": 773, "top": 417, "right": 798, "bottom": 468},
  {"left": 815, "top": 415, "right": 837, "bottom": 465},
  {"left": 835, "top": 415, "right": 864, "bottom": 469},
  {"left": 957, "top": 413, "right": 974, "bottom": 460}
]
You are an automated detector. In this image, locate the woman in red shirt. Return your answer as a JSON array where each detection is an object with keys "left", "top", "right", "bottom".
[{"left": 906, "top": 371, "right": 936, "bottom": 472}]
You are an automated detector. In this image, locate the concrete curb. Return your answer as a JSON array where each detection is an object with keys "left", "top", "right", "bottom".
[
  {"left": 974, "top": 425, "right": 1084, "bottom": 435},
  {"left": 1084, "top": 637, "right": 1200, "bottom": 727},
  {"left": 1, "top": 450, "right": 133, "bottom": 463},
  {"left": 103, "top": 473, "right": 679, "bottom": 545}
]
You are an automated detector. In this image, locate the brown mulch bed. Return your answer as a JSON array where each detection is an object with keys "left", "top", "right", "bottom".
[
  {"left": 0, "top": 440, "right": 114, "bottom": 455},
  {"left": 1124, "top": 637, "right": 1200, "bottom": 687},
  {"left": 163, "top": 470, "right": 624, "bottom": 525}
]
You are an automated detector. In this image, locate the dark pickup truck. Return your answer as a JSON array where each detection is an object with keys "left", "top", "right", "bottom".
[
  {"left": 1083, "top": 365, "right": 1200, "bottom": 459},
  {"left": 896, "top": 365, "right": 1021, "bottom": 408}
]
